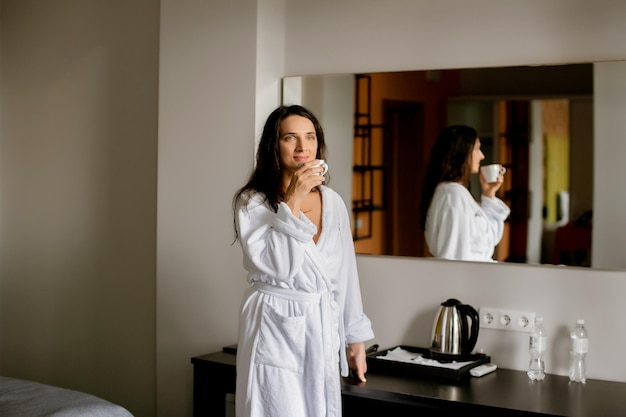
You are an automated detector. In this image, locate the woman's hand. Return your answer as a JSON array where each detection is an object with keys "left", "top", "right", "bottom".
[
  {"left": 347, "top": 342, "right": 368, "bottom": 382},
  {"left": 283, "top": 161, "right": 326, "bottom": 213},
  {"left": 479, "top": 171, "right": 504, "bottom": 199}
]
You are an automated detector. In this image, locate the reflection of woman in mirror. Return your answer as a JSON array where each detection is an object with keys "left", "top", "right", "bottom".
[
  {"left": 420, "top": 125, "right": 511, "bottom": 262},
  {"left": 232, "top": 105, "right": 374, "bottom": 416}
]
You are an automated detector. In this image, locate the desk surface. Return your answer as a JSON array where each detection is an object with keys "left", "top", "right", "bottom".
[{"left": 191, "top": 351, "right": 626, "bottom": 417}]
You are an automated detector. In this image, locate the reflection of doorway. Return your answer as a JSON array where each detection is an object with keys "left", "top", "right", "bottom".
[
  {"left": 382, "top": 101, "right": 425, "bottom": 257},
  {"left": 501, "top": 100, "right": 530, "bottom": 263}
]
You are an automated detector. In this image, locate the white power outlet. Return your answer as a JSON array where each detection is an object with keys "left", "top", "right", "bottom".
[{"left": 479, "top": 307, "right": 536, "bottom": 333}]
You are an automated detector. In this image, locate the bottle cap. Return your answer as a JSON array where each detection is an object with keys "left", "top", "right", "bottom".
[{"left": 576, "top": 319, "right": 585, "bottom": 325}]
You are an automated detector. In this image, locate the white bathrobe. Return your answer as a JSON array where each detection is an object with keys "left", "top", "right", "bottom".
[
  {"left": 234, "top": 186, "right": 374, "bottom": 417},
  {"left": 425, "top": 182, "right": 511, "bottom": 262}
]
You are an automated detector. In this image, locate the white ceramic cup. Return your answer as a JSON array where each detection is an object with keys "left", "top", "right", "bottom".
[
  {"left": 480, "top": 163, "right": 506, "bottom": 183},
  {"left": 314, "top": 159, "right": 329, "bottom": 176}
]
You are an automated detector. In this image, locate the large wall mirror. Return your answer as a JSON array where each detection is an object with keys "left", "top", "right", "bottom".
[{"left": 283, "top": 63, "right": 597, "bottom": 268}]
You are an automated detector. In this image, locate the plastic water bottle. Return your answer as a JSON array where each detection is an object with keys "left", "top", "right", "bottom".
[
  {"left": 569, "top": 319, "right": 588, "bottom": 383},
  {"left": 527, "top": 317, "right": 546, "bottom": 381}
]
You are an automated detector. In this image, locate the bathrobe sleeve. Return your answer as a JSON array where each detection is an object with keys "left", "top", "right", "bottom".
[
  {"left": 327, "top": 191, "right": 375, "bottom": 344},
  {"left": 235, "top": 193, "right": 317, "bottom": 283}
]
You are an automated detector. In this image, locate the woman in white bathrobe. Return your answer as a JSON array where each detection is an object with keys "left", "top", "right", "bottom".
[
  {"left": 421, "top": 125, "right": 511, "bottom": 262},
  {"left": 232, "top": 105, "right": 375, "bottom": 417}
]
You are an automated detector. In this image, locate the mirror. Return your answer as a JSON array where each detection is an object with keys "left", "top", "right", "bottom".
[{"left": 282, "top": 63, "right": 595, "bottom": 267}]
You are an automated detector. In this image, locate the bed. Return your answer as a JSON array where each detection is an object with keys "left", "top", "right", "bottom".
[{"left": 0, "top": 375, "right": 134, "bottom": 417}]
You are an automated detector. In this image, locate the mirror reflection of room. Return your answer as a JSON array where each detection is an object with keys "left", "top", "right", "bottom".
[{"left": 349, "top": 64, "right": 593, "bottom": 266}]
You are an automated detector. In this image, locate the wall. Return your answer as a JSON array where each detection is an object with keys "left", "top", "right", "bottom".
[
  {"left": 356, "top": 256, "right": 626, "bottom": 379},
  {"left": 284, "top": 0, "right": 626, "bottom": 76},
  {"left": 0, "top": 1, "right": 159, "bottom": 416},
  {"left": 157, "top": 1, "right": 263, "bottom": 416}
]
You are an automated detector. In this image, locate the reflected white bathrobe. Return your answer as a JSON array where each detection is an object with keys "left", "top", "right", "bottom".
[
  {"left": 425, "top": 182, "right": 510, "bottom": 262},
  {"left": 234, "top": 186, "right": 374, "bottom": 417}
]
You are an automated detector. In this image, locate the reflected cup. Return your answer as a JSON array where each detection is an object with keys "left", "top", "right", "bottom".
[{"left": 480, "top": 164, "right": 506, "bottom": 183}]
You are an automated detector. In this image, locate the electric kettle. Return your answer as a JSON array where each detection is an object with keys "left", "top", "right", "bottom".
[{"left": 430, "top": 298, "right": 479, "bottom": 361}]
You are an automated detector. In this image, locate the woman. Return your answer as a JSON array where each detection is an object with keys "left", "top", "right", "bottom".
[
  {"left": 232, "top": 105, "right": 374, "bottom": 417},
  {"left": 420, "top": 125, "right": 510, "bottom": 262}
]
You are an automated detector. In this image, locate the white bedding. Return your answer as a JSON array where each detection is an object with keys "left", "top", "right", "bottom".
[{"left": 0, "top": 376, "right": 134, "bottom": 417}]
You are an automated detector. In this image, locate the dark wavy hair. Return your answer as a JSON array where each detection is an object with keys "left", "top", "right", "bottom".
[
  {"left": 420, "top": 125, "right": 478, "bottom": 229},
  {"left": 232, "top": 105, "right": 327, "bottom": 237}
]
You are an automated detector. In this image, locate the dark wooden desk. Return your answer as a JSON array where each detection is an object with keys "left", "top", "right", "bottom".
[{"left": 191, "top": 351, "right": 626, "bottom": 417}]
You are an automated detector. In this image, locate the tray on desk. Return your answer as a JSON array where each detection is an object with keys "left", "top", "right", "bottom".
[{"left": 366, "top": 345, "right": 490, "bottom": 383}]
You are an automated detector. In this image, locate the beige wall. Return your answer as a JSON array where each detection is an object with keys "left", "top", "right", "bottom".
[
  {"left": 3, "top": 1, "right": 626, "bottom": 417},
  {"left": 0, "top": 1, "right": 159, "bottom": 416}
]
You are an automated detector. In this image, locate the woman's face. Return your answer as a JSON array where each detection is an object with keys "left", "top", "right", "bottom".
[
  {"left": 470, "top": 138, "right": 485, "bottom": 173},
  {"left": 278, "top": 115, "right": 318, "bottom": 172}
]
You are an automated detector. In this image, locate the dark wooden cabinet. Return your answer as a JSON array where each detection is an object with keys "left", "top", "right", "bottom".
[{"left": 192, "top": 351, "right": 626, "bottom": 417}]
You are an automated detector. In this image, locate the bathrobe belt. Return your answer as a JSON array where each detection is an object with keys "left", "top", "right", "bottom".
[{"left": 253, "top": 282, "right": 348, "bottom": 377}]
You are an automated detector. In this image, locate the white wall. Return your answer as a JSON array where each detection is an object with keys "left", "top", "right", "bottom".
[
  {"left": 356, "top": 256, "right": 626, "bottom": 381},
  {"left": 157, "top": 1, "right": 260, "bottom": 416},
  {"left": 0, "top": 1, "right": 159, "bottom": 416},
  {"left": 284, "top": 0, "right": 626, "bottom": 76}
]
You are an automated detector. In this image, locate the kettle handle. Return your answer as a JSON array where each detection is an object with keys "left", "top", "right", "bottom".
[{"left": 457, "top": 303, "right": 480, "bottom": 354}]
